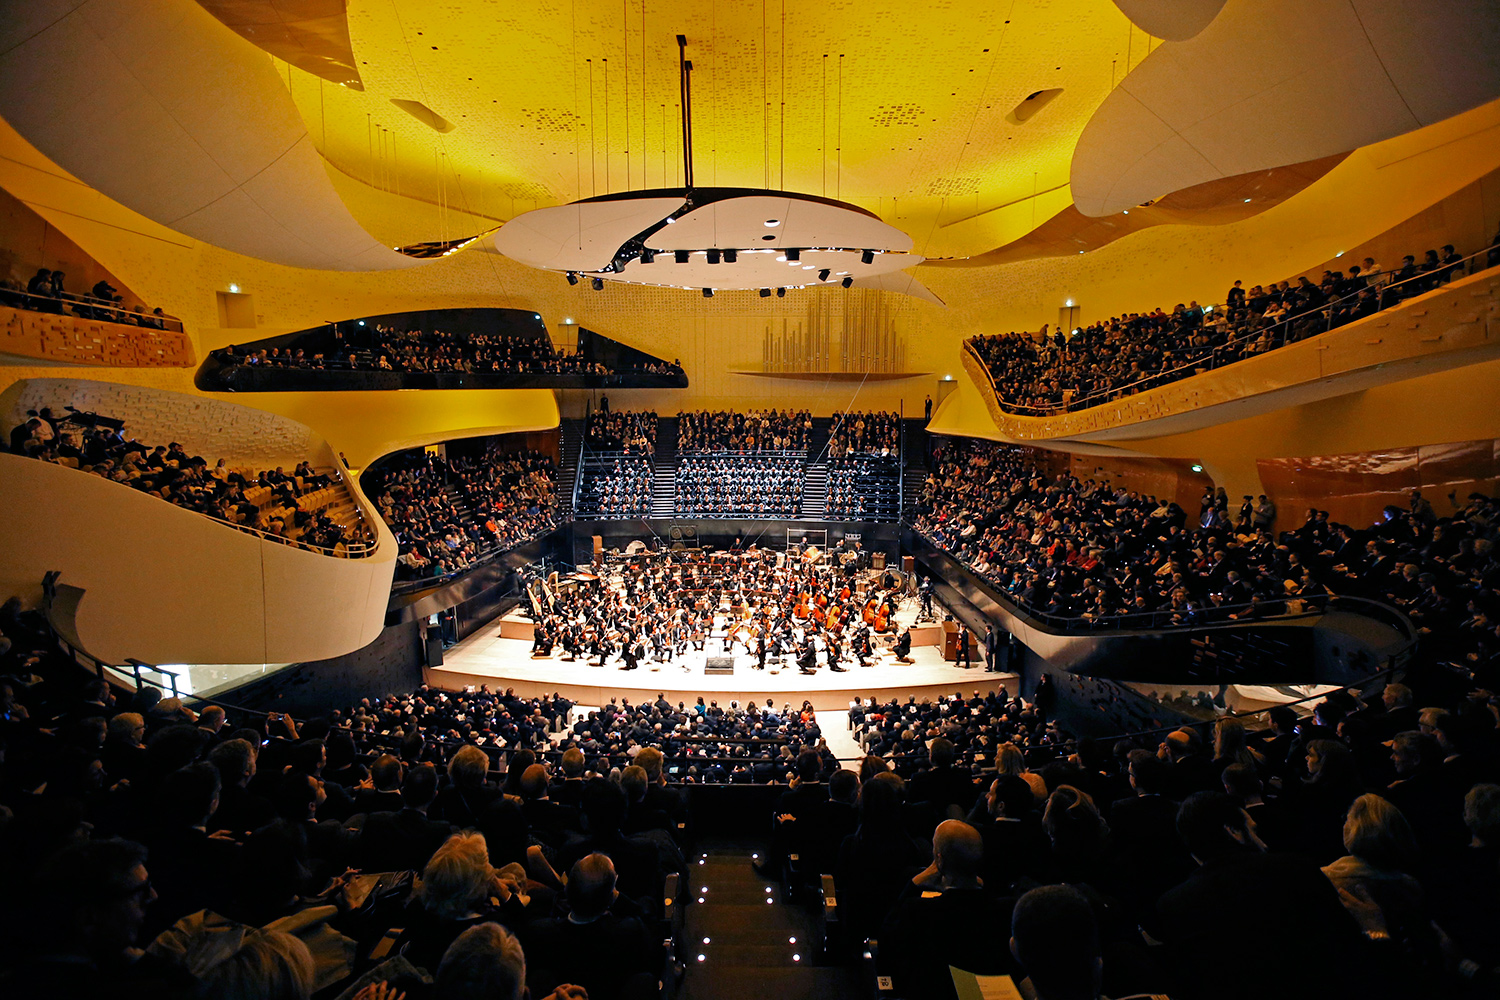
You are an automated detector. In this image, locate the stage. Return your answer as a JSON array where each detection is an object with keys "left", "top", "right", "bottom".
[{"left": 428, "top": 613, "right": 1017, "bottom": 713}]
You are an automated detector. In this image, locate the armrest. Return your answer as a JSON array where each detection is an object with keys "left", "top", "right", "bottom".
[
  {"left": 820, "top": 874, "right": 838, "bottom": 924},
  {"left": 864, "top": 938, "right": 896, "bottom": 1000},
  {"left": 663, "top": 871, "right": 681, "bottom": 935}
]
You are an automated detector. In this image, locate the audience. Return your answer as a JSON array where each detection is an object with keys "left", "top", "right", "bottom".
[
  {"left": 0, "top": 265, "right": 179, "bottom": 330},
  {"left": 368, "top": 443, "right": 558, "bottom": 581},
  {"left": 827, "top": 410, "right": 900, "bottom": 459},
  {"left": 971, "top": 240, "right": 1486, "bottom": 415},
  {"left": 585, "top": 410, "right": 657, "bottom": 454},
  {"left": 7, "top": 406, "right": 371, "bottom": 553},
  {"left": 675, "top": 455, "right": 803, "bottom": 517},
  {"left": 576, "top": 457, "right": 653, "bottom": 518},
  {"left": 677, "top": 409, "right": 811, "bottom": 454},
  {"left": 826, "top": 455, "right": 901, "bottom": 520}
]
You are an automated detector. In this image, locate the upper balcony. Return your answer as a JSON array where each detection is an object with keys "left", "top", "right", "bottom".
[
  {"left": 963, "top": 253, "right": 1500, "bottom": 442},
  {"left": 195, "top": 307, "right": 687, "bottom": 392},
  {"left": 0, "top": 378, "right": 395, "bottom": 665},
  {"left": 0, "top": 290, "right": 193, "bottom": 368}
]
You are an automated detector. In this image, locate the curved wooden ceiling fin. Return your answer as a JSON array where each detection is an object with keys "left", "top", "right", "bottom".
[
  {"left": 1073, "top": 0, "right": 1500, "bottom": 218},
  {"left": 926, "top": 153, "right": 1347, "bottom": 269},
  {"left": 197, "top": 0, "right": 364, "bottom": 90}
]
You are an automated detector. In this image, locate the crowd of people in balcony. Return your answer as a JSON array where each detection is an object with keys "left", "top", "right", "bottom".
[
  {"left": 584, "top": 409, "right": 657, "bottom": 454},
  {"left": 575, "top": 457, "right": 653, "bottom": 519},
  {"left": 677, "top": 409, "right": 812, "bottom": 454},
  {"left": 216, "top": 324, "right": 611, "bottom": 376},
  {"left": 970, "top": 236, "right": 1496, "bottom": 415},
  {"left": 826, "top": 409, "right": 901, "bottom": 459},
  {"left": 826, "top": 456, "right": 902, "bottom": 521},
  {"left": 370, "top": 444, "right": 559, "bottom": 581},
  {"left": 914, "top": 437, "right": 1500, "bottom": 648},
  {"left": 0, "top": 266, "right": 178, "bottom": 330},
  {"left": 7, "top": 405, "right": 370, "bottom": 552},
  {"left": 675, "top": 456, "right": 803, "bottom": 517}
]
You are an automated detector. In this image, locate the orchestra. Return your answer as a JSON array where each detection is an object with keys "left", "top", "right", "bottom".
[{"left": 522, "top": 544, "right": 907, "bottom": 675}]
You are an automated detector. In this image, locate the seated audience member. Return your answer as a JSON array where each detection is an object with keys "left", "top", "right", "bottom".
[
  {"left": 11, "top": 838, "right": 199, "bottom": 998},
  {"left": 354, "top": 762, "right": 455, "bottom": 872},
  {"left": 193, "top": 928, "right": 315, "bottom": 1000},
  {"left": 354, "top": 753, "right": 407, "bottom": 814},
  {"left": 433, "top": 744, "right": 500, "bottom": 827},
  {"left": 523, "top": 853, "right": 658, "bottom": 1000},
  {"left": 1008, "top": 885, "right": 1109, "bottom": 1000},
  {"left": 835, "top": 774, "right": 931, "bottom": 944},
  {"left": 1150, "top": 792, "right": 1374, "bottom": 1000},
  {"left": 433, "top": 921, "right": 528, "bottom": 1000},
  {"left": 878, "top": 820, "right": 1014, "bottom": 1000},
  {"left": 965, "top": 773, "right": 1050, "bottom": 892},
  {"left": 403, "top": 831, "right": 533, "bottom": 974}
]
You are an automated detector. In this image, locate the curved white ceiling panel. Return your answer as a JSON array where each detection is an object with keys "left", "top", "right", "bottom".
[
  {"left": 1111, "top": 0, "right": 1227, "bottom": 41},
  {"left": 648, "top": 195, "right": 915, "bottom": 254},
  {"left": 0, "top": 0, "right": 421, "bottom": 270},
  {"left": 490, "top": 197, "right": 686, "bottom": 272},
  {"left": 1072, "top": 0, "right": 1500, "bottom": 217}
]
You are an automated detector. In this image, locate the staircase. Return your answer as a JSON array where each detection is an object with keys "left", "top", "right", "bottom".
[
  {"left": 799, "top": 464, "right": 828, "bottom": 518},
  {"left": 557, "top": 418, "right": 584, "bottom": 517},
  {"left": 679, "top": 849, "right": 857, "bottom": 1000},
  {"left": 652, "top": 416, "right": 680, "bottom": 518},
  {"left": 807, "top": 416, "right": 833, "bottom": 461}
]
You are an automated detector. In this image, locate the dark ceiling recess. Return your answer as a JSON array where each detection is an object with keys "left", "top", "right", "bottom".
[{"left": 1008, "top": 88, "right": 1063, "bottom": 124}]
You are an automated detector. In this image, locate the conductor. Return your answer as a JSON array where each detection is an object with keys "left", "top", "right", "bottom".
[{"left": 893, "top": 627, "right": 913, "bottom": 664}]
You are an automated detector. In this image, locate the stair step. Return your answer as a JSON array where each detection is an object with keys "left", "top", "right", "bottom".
[
  {"left": 685, "top": 904, "right": 813, "bottom": 943},
  {"left": 679, "top": 966, "right": 857, "bottom": 1000}
]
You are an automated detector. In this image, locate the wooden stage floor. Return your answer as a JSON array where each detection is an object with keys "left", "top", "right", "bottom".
[{"left": 427, "top": 617, "right": 1018, "bottom": 713}]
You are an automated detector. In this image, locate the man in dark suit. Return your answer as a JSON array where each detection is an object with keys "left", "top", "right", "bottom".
[
  {"left": 907, "top": 738, "right": 978, "bottom": 817},
  {"left": 878, "top": 821, "right": 1014, "bottom": 1000},
  {"left": 983, "top": 624, "right": 1001, "bottom": 672},
  {"left": 522, "top": 853, "right": 658, "bottom": 1000},
  {"left": 519, "top": 763, "right": 581, "bottom": 846},
  {"left": 1148, "top": 792, "right": 1372, "bottom": 1000},
  {"left": 352, "top": 753, "right": 406, "bottom": 814},
  {"left": 352, "top": 762, "right": 453, "bottom": 872},
  {"left": 964, "top": 774, "right": 1050, "bottom": 892},
  {"left": 1109, "top": 750, "right": 1194, "bottom": 908}
]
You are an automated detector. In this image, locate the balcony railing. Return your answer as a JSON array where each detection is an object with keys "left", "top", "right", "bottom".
[
  {"left": 0, "top": 287, "right": 184, "bottom": 333},
  {"left": 975, "top": 244, "right": 1500, "bottom": 417}
]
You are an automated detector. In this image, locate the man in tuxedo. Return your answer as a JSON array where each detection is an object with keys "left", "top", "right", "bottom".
[
  {"left": 893, "top": 628, "right": 913, "bottom": 663},
  {"left": 352, "top": 762, "right": 454, "bottom": 872},
  {"left": 983, "top": 624, "right": 1001, "bottom": 672}
]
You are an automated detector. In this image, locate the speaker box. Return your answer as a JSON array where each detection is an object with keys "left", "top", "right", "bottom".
[
  {"left": 704, "top": 657, "right": 735, "bottom": 675},
  {"left": 425, "top": 633, "right": 445, "bottom": 667}
]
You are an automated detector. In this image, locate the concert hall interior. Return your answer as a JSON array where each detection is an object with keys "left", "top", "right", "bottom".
[{"left": 3, "top": 3, "right": 1500, "bottom": 999}]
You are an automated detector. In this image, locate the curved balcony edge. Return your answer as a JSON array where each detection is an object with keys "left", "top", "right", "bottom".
[
  {"left": 964, "top": 266, "right": 1500, "bottom": 442},
  {"left": 194, "top": 355, "right": 688, "bottom": 392}
]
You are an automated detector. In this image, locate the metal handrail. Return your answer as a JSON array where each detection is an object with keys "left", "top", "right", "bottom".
[
  {"left": 975, "top": 244, "right": 1500, "bottom": 416},
  {"left": 2, "top": 287, "right": 185, "bottom": 333}
]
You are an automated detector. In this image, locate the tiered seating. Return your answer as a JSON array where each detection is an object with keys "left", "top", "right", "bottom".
[
  {"left": 8, "top": 408, "right": 373, "bottom": 553},
  {"left": 826, "top": 456, "right": 901, "bottom": 520},
  {"left": 575, "top": 454, "right": 653, "bottom": 518},
  {"left": 674, "top": 455, "right": 804, "bottom": 517},
  {"left": 970, "top": 237, "right": 1497, "bottom": 415}
]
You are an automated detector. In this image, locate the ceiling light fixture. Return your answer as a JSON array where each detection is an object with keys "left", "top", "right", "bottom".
[
  {"left": 759, "top": 287, "right": 771, "bottom": 297},
  {"left": 488, "top": 35, "right": 939, "bottom": 304},
  {"left": 702, "top": 287, "right": 714, "bottom": 297},
  {"left": 818, "top": 269, "right": 830, "bottom": 281},
  {"left": 566, "top": 271, "right": 579, "bottom": 285},
  {"left": 841, "top": 276, "right": 853, "bottom": 288},
  {"left": 777, "top": 287, "right": 786, "bottom": 297},
  {"left": 591, "top": 277, "right": 604, "bottom": 290}
]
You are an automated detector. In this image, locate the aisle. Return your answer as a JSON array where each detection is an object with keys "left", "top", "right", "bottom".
[{"left": 679, "top": 848, "right": 858, "bottom": 1000}]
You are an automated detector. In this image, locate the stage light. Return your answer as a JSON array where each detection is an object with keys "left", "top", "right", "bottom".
[
  {"left": 707, "top": 249, "right": 721, "bottom": 264},
  {"left": 702, "top": 287, "right": 714, "bottom": 297},
  {"left": 861, "top": 249, "right": 875, "bottom": 264},
  {"left": 759, "top": 288, "right": 771, "bottom": 297},
  {"left": 566, "top": 271, "right": 579, "bottom": 285},
  {"left": 675, "top": 249, "right": 690, "bottom": 263},
  {"left": 724, "top": 249, "right": 737, "bottom": 263},
  {"left": 776, "top": 287, "right": 786, "bottom": 297},
  {"left": 640, "top": 249, "right": 655, "bottom": 264},
  {"left": 818, "top": 269, "right": 830, "bottom": 281},
  {"left": 786, "top": 248, "right": 801, "bottom": 262},
  {"left": 841, "top": 276, "right": 853, "bottom": 288},
  {"left": 591, "top": 277, "right": 604, "bottom": 290}
]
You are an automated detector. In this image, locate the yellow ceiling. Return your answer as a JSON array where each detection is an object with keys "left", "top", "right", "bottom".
[{"left": 283, "top": 0, "right": 1151, "bottom": 258}]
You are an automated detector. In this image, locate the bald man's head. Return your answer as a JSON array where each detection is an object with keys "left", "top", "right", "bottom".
[
  {"left": 567, "top": 852, "right": 618, "bottom": 920},
  {"left": 934, "top": 819, "right": 984, "bottom": 883}
]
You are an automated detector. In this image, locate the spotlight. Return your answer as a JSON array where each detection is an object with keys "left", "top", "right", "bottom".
[
  {"left": 707, "top": 249, "right": 721, "bottom": 264},
  {"left": 818, "top": 269, "right": 830, "bottom": 282},
  {"left": 724, "top": 249, "right": 738, "bottom": 263},
  {"left": 841, "top": 276, "right": 853, "bottom": 288},
  {"left": 591, "top": 277, "right": 604, "bottom": 290},
  {"left": 566, "top": 271, "right": 579, "bottom": 285},
  {"left": 776, "top": 287, "right": 786, "bottom": 297},
  {"left": 786, "top": 248, "right": 801, "bottom": 262},
  {"left": 759, "top": 288, "right": 771, "bottom": 297},
  {"left": 702, "top": 287, "right": 714, "bottom": 297},
  {"left": 675, "top": 249, "right": 690, "bottom": 263},
  {"left": 640, "top": 249, "right": 656, "bottom": 264},
  {"left": 861, "top": 249, "right": 875, "bottom": 264}
]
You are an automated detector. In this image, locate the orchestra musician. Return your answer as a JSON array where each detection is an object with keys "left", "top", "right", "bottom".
[{"left": 893, "top": 627, "right": 913, "bottom": 663}]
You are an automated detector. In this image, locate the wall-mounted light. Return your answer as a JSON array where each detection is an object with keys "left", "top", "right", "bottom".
[
  {"left": 228, "top": 284, "right": 239, "bottom": 293},
  {"left": 1064, "top": 299, "right": 1073, "bottom": 307},
  {"left": 1191, "top": 464, "right": 1204, "bottom": 473}
]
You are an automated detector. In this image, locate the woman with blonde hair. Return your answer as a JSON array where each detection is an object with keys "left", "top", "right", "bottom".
[
  {"left": 200, "top": 929, "right": 315, "bottom": 1000},
  {"left": 1212, "top": 717, "right": 1265, "bottom": 775},
  {"left": 406, "top": 831, "right": 527, "bottom": 972},
  {"left": 1324, "top": 794, "right": 1438, "bottom": 967}
]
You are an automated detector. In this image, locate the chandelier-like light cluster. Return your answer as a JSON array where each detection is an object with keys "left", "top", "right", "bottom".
[{"left": 492, "top": 188, "right": 939, "bottom": 303}]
